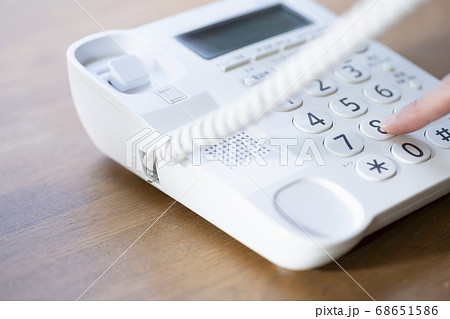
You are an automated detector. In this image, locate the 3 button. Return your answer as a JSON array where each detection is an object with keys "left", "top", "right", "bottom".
[{"left": 335, "top": 63, "right": 371, "bottom": 83}]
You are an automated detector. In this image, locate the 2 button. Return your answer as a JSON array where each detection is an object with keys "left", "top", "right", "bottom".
[{"left": 303, "top": 78, "right": 338, "bottom": 97}]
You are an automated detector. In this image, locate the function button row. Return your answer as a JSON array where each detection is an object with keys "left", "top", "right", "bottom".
[
  {"left": 253, "top": 44, "right": 279, "bottom": 60},
  {"left": 219, "top": 55, "right": 251, "bottom": 72},
  {"left": 220, "top": 34, "right": 319, "bottom": 73},
  {"left": 283, "top": 38, "right": 307, "bottom": 50}
]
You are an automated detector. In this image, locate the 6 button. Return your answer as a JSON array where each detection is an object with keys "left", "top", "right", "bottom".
[{"left": 363, "top": 82, "right": 401, "bottom": 104}]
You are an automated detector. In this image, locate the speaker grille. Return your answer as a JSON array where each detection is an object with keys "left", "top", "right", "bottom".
[{"left": 202, "top": 132, "right": 270, "bottom": 168}]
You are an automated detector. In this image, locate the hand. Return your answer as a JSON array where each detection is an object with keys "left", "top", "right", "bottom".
[{"left": 381, "top": 74, "right": 450, "bottom": 135}]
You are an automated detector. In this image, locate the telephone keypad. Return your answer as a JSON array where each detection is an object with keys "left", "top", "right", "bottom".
[{"left": 246, "top": 41, "right": 444, "bottom": 183}]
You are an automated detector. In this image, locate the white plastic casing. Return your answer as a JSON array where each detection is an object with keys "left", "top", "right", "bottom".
[{"left": 67, "top": 0, "right": 450, "bottom": 270}]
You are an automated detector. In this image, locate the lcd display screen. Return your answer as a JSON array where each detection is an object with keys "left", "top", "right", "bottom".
[{"left": 176, "top": 5, "right": 312, "bottom": 59}]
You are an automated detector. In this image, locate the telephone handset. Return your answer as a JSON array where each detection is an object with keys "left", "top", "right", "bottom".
[{"left": 67, "top": 0, "right": 450, "bottom": 270}]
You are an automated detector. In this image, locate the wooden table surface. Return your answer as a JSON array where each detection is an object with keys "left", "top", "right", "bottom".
[{"left": 1, "top": 0, "right": 449, "bottom": 301}]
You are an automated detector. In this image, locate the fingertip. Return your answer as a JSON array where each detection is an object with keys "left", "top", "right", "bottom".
[{"left": 380, "top": 113, "right": 399, "bottom": 134}]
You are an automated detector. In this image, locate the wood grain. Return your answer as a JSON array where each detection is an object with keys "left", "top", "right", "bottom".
[{"left": 0, "top": 0, "right": 449, "bottom": 300}]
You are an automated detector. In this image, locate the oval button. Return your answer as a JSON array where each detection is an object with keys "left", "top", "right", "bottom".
[{"left": 274, "top": 178, "right": 365, "bottom": 239}]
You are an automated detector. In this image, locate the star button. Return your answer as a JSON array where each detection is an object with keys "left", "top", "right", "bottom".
[
  {"left": 367, "top": 159, "right": 388, "bottom": 174},
  {"left": 356, "top": 154, "right": 396, "bottom": 182}
]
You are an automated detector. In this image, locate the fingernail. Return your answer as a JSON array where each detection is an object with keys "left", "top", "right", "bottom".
[{"left": 380, "top": 112, "right": 398, "bottom": 131}]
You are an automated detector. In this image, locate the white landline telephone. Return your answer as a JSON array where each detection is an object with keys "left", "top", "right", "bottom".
[{"left": 67, "top": 0, "right": 450, "bottom": 270}]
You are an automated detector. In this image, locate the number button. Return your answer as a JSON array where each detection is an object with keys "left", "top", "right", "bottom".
[
  {"left": 359, "top": 117, "right": 395, "bottom": 141},
  {"left": 329, "top": 97, "right": 368, "bottom": 118},
  {"left": 335, "top": 64, "right": 371, "bottom": 83},
  {"left": 391, "top": 138, "right": 431, "bottom": 164},
  {"left": 324, "top": 131, "right": 364, "bottom": 157},
  {"left": 356, "top": 154, "right": 396, "bottom": 182},
  {"left": 293, "top": 110, "right": 333, "bottom": 134},
  {"left": 303, "top": 78, "right": 338, "bottom": 97},
  {"left": 273, "top": 91, "right": 303, "bottom": 112},
  {"left": 425, "top": 123, "right": 450, "bottom": 148},
  {"left": 363, "top": 82, "right": 401, "bottom": 104}
]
